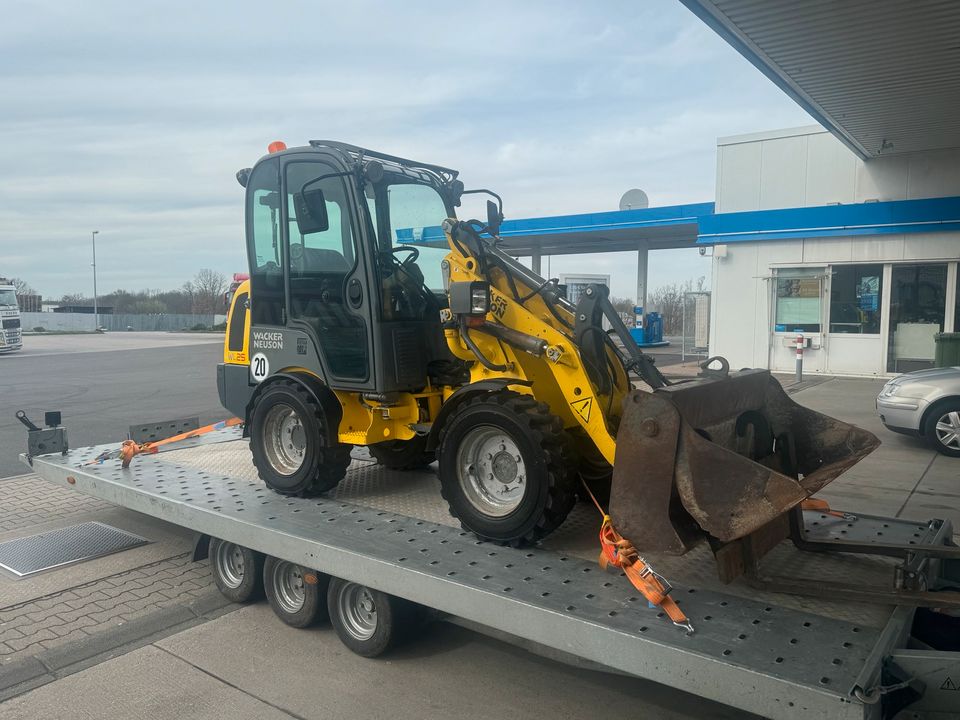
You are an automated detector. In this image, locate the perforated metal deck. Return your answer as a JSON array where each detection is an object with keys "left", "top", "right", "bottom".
[{"left": 23, "top": 434, "right": 904, "bottom": 720}]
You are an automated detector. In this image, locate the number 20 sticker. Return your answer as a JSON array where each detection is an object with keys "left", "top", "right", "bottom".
[{"left": 251, "top": 353, "right": 269, "bottom": 383}]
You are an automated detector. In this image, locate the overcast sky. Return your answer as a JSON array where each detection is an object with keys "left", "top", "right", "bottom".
[{"left": 0, "top": 0, "right": 812, "bottom": 301}]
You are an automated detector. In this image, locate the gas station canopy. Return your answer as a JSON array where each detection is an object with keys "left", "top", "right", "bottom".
[
  {"left": 409, "top": 202, "right": 714, "bottom": 256},
  {"left": 680, "top": 0, "right": 960, "bottom": 158}
]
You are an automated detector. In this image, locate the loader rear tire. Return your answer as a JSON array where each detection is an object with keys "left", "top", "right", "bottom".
[
  {"left": 438, "top": 391, "right": 576, "bottom": 546},
  {"left": 368, "top": 437, "right": 435, "bottom": 470},
  {"left": 249, "top": 379, "right": 352, "bottom": 496}
]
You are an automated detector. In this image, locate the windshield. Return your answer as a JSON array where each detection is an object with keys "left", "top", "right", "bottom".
[
  {"left": 366, "top": 179, "right": 452, "bottom": 292},
  {"left": 0, "top": 289, "right": 17, "bottom": 307}
]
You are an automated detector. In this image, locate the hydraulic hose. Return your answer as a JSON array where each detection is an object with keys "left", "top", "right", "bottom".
[{"left": 459, "top": 318, "right": 510, "bottom": 372}]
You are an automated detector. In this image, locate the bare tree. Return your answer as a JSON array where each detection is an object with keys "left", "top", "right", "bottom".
[
  {"left": 59, "top": 292, "right": 89, "bottom": 305},
  {"left": 189, "top": 269, "right": 227, "bottom": 314},
  {"left": 647, "top": 276, "right": 706, "bottom": 335},
  {"left": 609, "top": 296, "right": 636, "bottom": 314},
  {"left": 10, "top": 277, "right": 36, "bottom": 295}
]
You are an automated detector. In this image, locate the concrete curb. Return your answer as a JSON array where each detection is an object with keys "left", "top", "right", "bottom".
[{"left": 0, "top": 592, "right": 239, "bottom": 702}]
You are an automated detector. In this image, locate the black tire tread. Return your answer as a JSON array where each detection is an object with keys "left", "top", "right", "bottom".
[
  {"left": 368, "top": 437, "right": 435, "bottom": 470},
  {"left": 209, "top": 538, "right": 264, "bottom": 604},
  {"left": 438, "top": 390, "right": 577, "bottom": 546},
  {"left": 249, "top": 378, "right": 352, "bottom": 497}
]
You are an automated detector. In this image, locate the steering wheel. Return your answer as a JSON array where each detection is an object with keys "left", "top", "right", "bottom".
[{"left": 390, "top": 246, "right": 419, "bottom": 266}]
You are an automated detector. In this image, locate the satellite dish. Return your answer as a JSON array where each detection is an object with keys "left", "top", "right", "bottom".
[{"left": 619, "top": 188, "right": 649, "bottom": 211}]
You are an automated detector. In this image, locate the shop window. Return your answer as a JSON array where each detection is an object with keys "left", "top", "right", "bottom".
[
  {"left": 887, "top": 264, "right": 947, "bottom": 373},
  {"left": 774, "top": 269, "right": 822, "bottom": 333},
  {"left": 829, "top": 264, "right": 883, "bottom": 334}
]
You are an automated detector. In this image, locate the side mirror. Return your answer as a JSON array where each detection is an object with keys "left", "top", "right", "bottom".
[
  {"left": 486, "top": 199, "right": 503, "bottom": 236},
  {"left": 293, "top": 188, "right": 330, "bottom": 234}
]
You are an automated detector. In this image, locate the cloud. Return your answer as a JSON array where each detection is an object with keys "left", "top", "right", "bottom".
[{"left": 0, "top": 0, "right": 811, "bottom": 299}]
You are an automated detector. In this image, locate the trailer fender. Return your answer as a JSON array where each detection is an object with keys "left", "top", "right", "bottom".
[{"left": 192, "top": 532, "right": 211, "bottom": 562}]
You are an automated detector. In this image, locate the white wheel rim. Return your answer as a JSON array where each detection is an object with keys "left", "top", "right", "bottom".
[
  {"left": 935, "top": 410, "right": 960, "bottom": 450},
  {"left": 337, "top": 583, "right": 378, "bottom": 641},
  {"left": 214, "top": 541, "right": 245, "bottom": 589},
  {"left": 262, "top": 404, "right": 306, "bottom": 475},
  {"left": 455, "top": 425, "right": 527, "bottom": 517},
  {"left": 272, "top": 560, "right": 306, "bottom": 614}
]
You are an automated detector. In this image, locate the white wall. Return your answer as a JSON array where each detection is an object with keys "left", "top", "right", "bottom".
[
  {"left": 710, "top": 126, "right": 960, "bottom": 376},
  {"left": 709, "top": 234, "right": 960, "bottom": 375},
  {"left": 716, "top": 126, "right": 960, "bottom": 212}
]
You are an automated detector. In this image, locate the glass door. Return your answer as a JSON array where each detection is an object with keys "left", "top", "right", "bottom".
[
  {"left": 826, "top": 264, "right": 884, "bottom": 375},
  {"left": 887, "top": 264, "right": 948, "bottom": 373}
]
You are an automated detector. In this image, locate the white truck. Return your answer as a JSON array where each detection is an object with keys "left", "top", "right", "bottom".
[{"left": 0, "top": 279, "right": 23, "bottom": 353}]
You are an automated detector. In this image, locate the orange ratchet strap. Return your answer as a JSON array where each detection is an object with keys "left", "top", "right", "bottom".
[
  {"left": 584, "top": 483, "right": 694, "bottom": 634},
  {"left": 88, "top": 418, "right": 243, "bottom": 468},
  {"left": 801, "top": 497, "right": 858, "bottom": 521}
]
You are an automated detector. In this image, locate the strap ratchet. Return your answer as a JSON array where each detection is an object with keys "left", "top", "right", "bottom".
[{"left": 583, "top": 481, "right": 694, "bottom": 634}]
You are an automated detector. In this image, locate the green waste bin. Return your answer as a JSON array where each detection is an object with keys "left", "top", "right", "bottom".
[{"left": 934, "top": 332, "right": 960, "bottom": 367}]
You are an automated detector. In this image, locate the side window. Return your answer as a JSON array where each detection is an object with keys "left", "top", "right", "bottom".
[
  {"left": 286, "top": 162, "right": 356, "bottom": 270},
  {"left": 285, "top": 161, "right": 368, "bottom": 381},
  {"left": 227, "top": 291, "right": 248, "bottom": 353},
  {"left": 247, "top": 159, "right": 283, "bottom": 325}
]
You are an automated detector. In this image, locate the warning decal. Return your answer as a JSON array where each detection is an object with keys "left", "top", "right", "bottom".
[
  {"left": 571, "top": 397, "right": 593, "bottom": 422},
  {"left": 942, "top": 676, "right": 959, "bottom": 691}
]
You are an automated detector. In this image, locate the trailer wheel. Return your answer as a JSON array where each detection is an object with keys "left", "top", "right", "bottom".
[
  {"left": 438, "top": 391, "right": 577, "bottom": 546},
  {"left": 209, "top": 538, "right": 264, "bottom": 603},
  {"left": 327, "top": 578, "right": 413, "bottom": 657},
  {"left": 368, "top": 436, "right": 435, "bottom": 470},
  {"left": 249, "top": 379, "right": 352, "bottom": 496},
  {"left": 263, "top": 556, "right": 329, "bottom": 628}
]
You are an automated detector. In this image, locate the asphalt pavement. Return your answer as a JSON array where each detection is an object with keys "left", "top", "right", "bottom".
[{"left": 0, "top": 333, "right": 225, "bottom": 478}]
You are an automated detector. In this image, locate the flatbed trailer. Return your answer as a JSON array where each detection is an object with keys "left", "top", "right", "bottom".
[{"left": 20, "top": 429, "right": 960, "bottom": 720}]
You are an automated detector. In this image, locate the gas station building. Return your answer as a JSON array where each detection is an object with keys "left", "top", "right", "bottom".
[{"left": 493, "top": 1, "right": 960, "bottom": 377}]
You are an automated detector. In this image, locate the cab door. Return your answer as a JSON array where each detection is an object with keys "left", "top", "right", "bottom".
[{"left": 280, "top": 156, "right": 375, "bottom": 390}]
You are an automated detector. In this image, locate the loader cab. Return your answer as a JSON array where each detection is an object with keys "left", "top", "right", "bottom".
[{"left": 243, "top": 142, "right": 457, "bottom": 394}]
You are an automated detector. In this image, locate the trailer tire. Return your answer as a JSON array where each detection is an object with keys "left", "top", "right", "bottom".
[
  {"left": 263, "top": 556, "right": 329, "bottom": 628},
  {"left": 249, "top": 379, "right": 352, "bottom": 496},
  {"left": 438, "top": 391, "right": 577, "bottom": 546},
  {"left": 327, "top": 578, "right": 416, "bottom": 657},
  {"left": 209, "top": 538, "right": 264, "bottom": 603},
  {"left": 368, "top": 436, "right": 435, "bottom": 470}
]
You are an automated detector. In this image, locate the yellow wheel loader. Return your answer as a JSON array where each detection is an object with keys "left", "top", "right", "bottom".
[{"left": 219, "top": 140, "right": 878, "bottom": 571}]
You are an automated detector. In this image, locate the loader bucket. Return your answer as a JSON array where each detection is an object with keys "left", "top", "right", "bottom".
[{"left": 608, "top": 370, "right": 879, "bottom": 555}]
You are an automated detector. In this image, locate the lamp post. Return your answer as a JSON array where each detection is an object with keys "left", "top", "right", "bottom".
[{"left": 91, "top": 230, "right": 99, "bottom": 329}]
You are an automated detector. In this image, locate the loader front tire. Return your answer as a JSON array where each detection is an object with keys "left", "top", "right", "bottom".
[
  {"left": 438, "top": 391, "right": 576, "bottom": 545},
  {"left": 249, "top": 379, "right": 352, "bottom": 496}
]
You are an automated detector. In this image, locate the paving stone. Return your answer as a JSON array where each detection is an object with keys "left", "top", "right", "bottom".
[{"left": 7, "top": 628, "right": 56, "bottom": 652}]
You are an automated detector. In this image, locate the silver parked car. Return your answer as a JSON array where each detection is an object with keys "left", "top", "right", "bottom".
[{"left": 877, "top": 366, "right": 960, "bottom": 457}]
